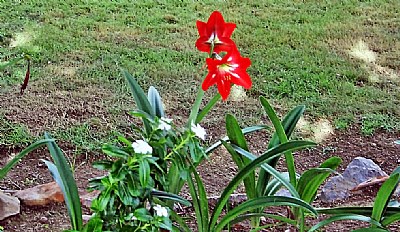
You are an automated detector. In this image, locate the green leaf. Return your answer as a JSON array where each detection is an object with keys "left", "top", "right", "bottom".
[
  {"left": 381, "top": 212, "right": 400, "bottom": 226},
  {"left": 352, "top": 229, "right": 388, "bottom": 232},
  {"left": 44, "top": 133, "right": 83, "bottom": 230},
  {"left": 308, "top": 214, "right": 382, "bottom": 232},
  {"left": 256, "top": 101, "right": 305, "bottom": 196},
  {"left": 208, "top": 140, "right": 315, "bottom": 230},
  {"left": 0, "top": 138, "right": 53, "bottom": 180},
  {"left": 215, "top": 196, "right": 316, "bottom": 231},
  {"left": 228, "top": 213, "right": 297, "bottom": 227},
  {"left": 151, "top": 189, "right": 191, "bottom": 206},
  {"left": 259, "top": 96, "right": 296, "bottom": 187},
  {"left": 148, "top": 86, "right": 164, "bottom": 118},
  {"left": 134, "top": 208, "right": 153, "bottom": 221},
  {"left": 187, "top": 170, "right": 204, "bottom": 232},
  {"left": 169, "top": 210, "right": 191, "bottom": 232},
  {"left": 231, "top": 145, "right": 301, "bottom": 198},
  {"left": 196, "top": 94, "right": 221, "bottom": 124},
  {"left": 205, "top": 125, "right": 269, "bottom": 155},
  {"left": 102, "top": 144, "right": 130, "bottom": 159},
  {"left": 225, "top": 114, "right": 256, "bottom": 200},
  {"left": 371, "top": 173, "right": 400, "bottom": 223},
  {"left": 92, "top": 160, "right": 113, "bottom": 170},
  {"left": 139, "top": 159, "right": 150, "bottom": 187},
  {"left": 191, "top": 166, "right": 209, "bottom": 231},
  {"left": 123, "top": 69, "right": 154, "bottom": 133},
  {"left": 297, "top": 157, "right": 341, "bottom": 203},
  {"left": 317, "top": 206, "right": 400, "bottom": 217}
]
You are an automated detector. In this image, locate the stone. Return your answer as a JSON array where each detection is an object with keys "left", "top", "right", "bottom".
[
  {"left": 79, "top": 190, "right": 100, "bottom": 209},
  {"left": 14, "top": 181, "right": 64, "bottom": 206},
  {"left": 320, "top": 157, "right": 388, "bottom": 202},
  {"left": 0, "top": 191, "right": 20, "bottom": 220}
]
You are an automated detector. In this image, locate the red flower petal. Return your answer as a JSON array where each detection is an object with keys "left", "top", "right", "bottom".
[
  {"left": 202, "top": 47, "right": 252, "bottom": 100},
  {"left": 195, "top": 11, "right": 236, "bottom": 53}
]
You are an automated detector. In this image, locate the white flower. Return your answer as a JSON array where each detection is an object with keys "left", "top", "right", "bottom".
[
  {"left": 157, "top": 117, "right": 172, "bottom": 131},
  {"left": 153, "top": 204, "right": 168, "bottom": 217},
  {"left": 191, "top": 123, "right": 206, "bottom": 140},
  {"left": 132, "top": 140, "right": 153, "bottom": 154}
]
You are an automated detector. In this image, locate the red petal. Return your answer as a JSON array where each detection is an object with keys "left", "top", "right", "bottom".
[
  {"left": 195, "top": 37, "right": 211, "bottom": 52},
  {"left": 196, "top": 21, "right": 207, "bottom": 36},
  {"left": 217, "top": 78, "right": 231, "bottom": 100},
  {"left": 222, "top": 23, "right": 236, "bottom": 37},
  {"left": 230, "top": 70, "right": 252, "bottom": 89}
]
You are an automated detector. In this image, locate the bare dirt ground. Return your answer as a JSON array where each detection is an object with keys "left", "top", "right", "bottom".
[{"left": 0, "top": 123, "right": 399, "bottom": 231}]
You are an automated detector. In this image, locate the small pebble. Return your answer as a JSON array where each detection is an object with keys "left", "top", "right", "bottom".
[{"left": 39, "top": 216, "right": 49, "bottom": 224}]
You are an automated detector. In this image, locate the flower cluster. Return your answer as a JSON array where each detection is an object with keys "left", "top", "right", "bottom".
[{"left": 195, "top": 11, "right": 252, "bottom": 100}]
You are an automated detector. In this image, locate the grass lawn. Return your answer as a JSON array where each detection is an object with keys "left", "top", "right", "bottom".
[{"left": 1, "top": 0, "right": 399, "bottom": 151}]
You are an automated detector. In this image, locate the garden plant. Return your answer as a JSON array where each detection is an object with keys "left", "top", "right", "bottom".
[{"left": 1, "top": 9, "right": 400, "bottom": 232}]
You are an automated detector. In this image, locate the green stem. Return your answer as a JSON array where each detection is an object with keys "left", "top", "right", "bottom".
[
  {"left": 196, "top": 93, "right": 221, "bottom": 124},
  {"left": 187, "top": 88, "right": 205, "bottom": 127},
  {"left": 187, "top": 43, "right": 215, "bottom": 127}
]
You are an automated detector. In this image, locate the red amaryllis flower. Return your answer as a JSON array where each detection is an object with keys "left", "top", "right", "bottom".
[
  {"left": 195, "top": 11, "right": 236, "bottom": 53},
  {"left": 202, "top": 47, "right": 252, "bottom": 100}
]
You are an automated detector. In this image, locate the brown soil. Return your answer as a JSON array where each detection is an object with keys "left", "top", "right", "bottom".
[{"left": 0, "top": 124, "right": 400, "bottom": 231}]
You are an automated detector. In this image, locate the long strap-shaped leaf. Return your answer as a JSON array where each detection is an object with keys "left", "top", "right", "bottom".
[
  {"left": 259, "top": 96, "right": 296, "bottom": 187},
  {"left": 187, "top": 166, "right": 209, "bottom": 232},
  {"left": 297, "top": 157, "right": 341, "bottom": 203},
  {"left": 317, "top": 207, "right": 400, "bottom": 216},
  {"left": 215, "top": 196, "right": 316, "bottom": 231},
  {"left": 0, "top": 138, "right": 54, "bottom": 180},
  {"left": 371, "top": 173, "right": 400, "bottom": 225},
  {"left": 229, "top": 144, "right": 301, "bottom": 198},
  {"left": 256, "top": 99, "right": 305, "bottom": 196},
  {"left": 208, "top": 140, "right": 315, "bottom": 230},
  {"left": 225, "top": 114, "right": 256, "bottom": 201},
  {"left": 44, "top": 133, "right": 83, "bottom": 230},
  {"left": 148, "top": 86, "right": 164, "bottom": 118},
  {"left": 308, "top": 214, "right": 383, "bottom": 232},
  {"left": 123, "top": 70, "right": 155, "bottom": 134},
  {"left": 206, "top": 125, "right": 269, "bottom": 154}
]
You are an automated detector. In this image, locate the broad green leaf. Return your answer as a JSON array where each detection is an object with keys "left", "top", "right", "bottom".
[
  {"left": 151, "top": 189, "right": 191, "bottom": 206},
  {"left": 148, "top": 86, "right": 164, "bottom": 118},
  {"left": 371, "top": 173, "right": 400, "bottom": 223},
  {"left": 187, "top": 170, "right": 204, "bottom": 232},
  {"left": 308, "top": 215, "right": 382, "bottom": 232},
  {"left": 256, "top": 101, "right": 305, "bottom": 196},
  {"left": 208, "top": 140, "right": 315, "bottom": 230},
  {"left": 206, "top": 125, "right": 269, "bottom": 154},
  {"left": 169, "top": 210, "right": 191, "bottom": 232},
  {"left": 92, "top": 160, "right": 113, "bottom": 170},
  {"left": 191, "top": 166, "right": 209, "bottom": 231},
  {"left": 316, "top": 207, "right": 400, "bottom": 216},
  {"left": 229, "top": 213, "right": 297, "bottom": 227},
  {"left": 264, "top": 172, "right": 291, "bottom": 196},
  {"left": 232, "top": 145, "right": 301, "bottom": 198},
  {"left": 381, "top": 212, "right": 400, "bottom": 226},
  {"left": 297, "top": 157, "right": 341, "bottom": 203},
  {"left": 44, "top": 133, "right": 83, "bottom": 230},
  {"left": 352, "top": 229, "right": 388, "bottom": 232},
  {"left": 139, "top": 160, "right": 150, "bottom": 187},
  {"left": 215, "top": 196, "right": 316, "bottom": 231},
  {"left": 102, "top": 144, "right": 129, "bottom": 159},
  {"left": 0, "top": 138, "right": 53, "bottom": 180},
  {"left": 123, "top": 69, "right": 154, "bottom": 134},
  {"left": 196, "top": 94, "right": 221, "bottom": 124},
  {"left": 259, "top": 96, "right": 296, "bottom": 187},
  {"left": 225, "top": 114, "right": 256, "bottom": 200}
]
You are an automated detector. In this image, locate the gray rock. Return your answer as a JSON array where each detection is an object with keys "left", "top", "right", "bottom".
[
  {"left": 0, "top": 191, "right": 20, "bottom": 220},
  {"left": 320, "top": 157, "right": 387, "bottom": 202},
  {"left": 275, "top": 189, "right": 292, "bottom": 197}
]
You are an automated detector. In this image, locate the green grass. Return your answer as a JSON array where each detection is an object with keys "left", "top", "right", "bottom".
[{"left": 1, "top": 0, "right": 399, "bottom": 151}]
